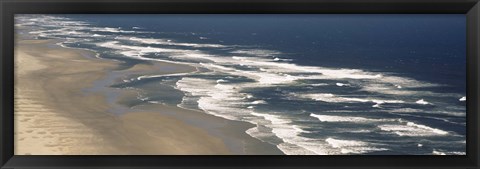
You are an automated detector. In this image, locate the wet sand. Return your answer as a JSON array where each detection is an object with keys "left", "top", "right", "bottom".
[{"left": 14, "top": 37, "right": 283, "bottom": 155}]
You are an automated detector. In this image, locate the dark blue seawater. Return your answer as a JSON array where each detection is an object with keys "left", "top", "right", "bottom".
[{"left": 15, "top": 14, "right": 466, "bottom": 155}]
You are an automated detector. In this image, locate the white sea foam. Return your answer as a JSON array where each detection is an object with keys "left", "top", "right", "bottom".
[
  {"left": 391, "top": 108, "right": 466, "bottom": 118},
  {"left": 200, "top": 63, "right": 299, "bottom": 85},
  {"left": 326, "top": 138, "right": 367, "bottom": 148},
  {"left": 231, "top": 49, "right": 281, "bottom": 57},
  {"left": 175, "top": 77, "right": 252, "bottom": 121},
  {"left": 298, "top": 93, "right": 341, "bottom": 102},
  {"left": 273, "top": 57, "right": 293, "bottom": 61},
  {"left": 310, "top": 83, "right": 329, "bottom": 86},
  {"left": 432, "top": 150, "right": 466, "bottom": 155},
  {"left": 90, "top": 27, "right": 136, "bottom": 33},
  {"left": 416, "top": 99, "right": 430, "bottom": 105},
  {"left": 97, "top": 41, "right": 215, "bottom": 65},
  {"left": 432, "top": 150, "right": 446, "bottom": 155},
  {"left": 136, "top": 71, "right": 194, "bottom": 81},
  {"left": 295, "top": 93, "right": 404, "bottom": 107},
  {"left": 390, "top": 108, "right": 422, "bottom": 113},
  {"left": 216, "top": 79, "right": 228, "bottom": 83},
  {"left": 405, "top": 122, "right": 449, "bottom": 135},
  {"left": 378, "top": 121, "right": 449, "bottom": 136},
  {"left": 118, "top": 37, "right": 226, "bottom": 48},
  {"left": 77, "top": 29, "right": 450, "bottom": 107},
  {"left": 325, "top": 138, "right": 387, "bottom": 154},
  {"left": 251, "top": 100, "right": 267, "bottom": 104},
  {"left": 310, "top": 114, "right": 386, "bottom": 123},
  {"left": 250, "top": 112, "right": 336, "bottom": 155},
  {"left": 292, "top": 125, "right": 311, "bottom": 133}
]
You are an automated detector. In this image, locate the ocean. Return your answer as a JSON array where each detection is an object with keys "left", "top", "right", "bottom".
[{"left": 15, "top": 14, "right": 466, "bottom": 155}]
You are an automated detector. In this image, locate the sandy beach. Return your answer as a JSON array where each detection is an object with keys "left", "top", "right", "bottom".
[{"left": 14, "top": 36, "right": 282, "bottom": 155}]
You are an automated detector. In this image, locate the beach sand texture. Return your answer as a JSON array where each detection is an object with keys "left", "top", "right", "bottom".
[{"left": 14, "top": 38, "right": 240, "bottom": 155}]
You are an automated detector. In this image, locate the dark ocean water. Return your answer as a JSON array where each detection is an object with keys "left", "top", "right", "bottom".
[{"left": 15, "top": 14, "right": 466, "bottom": 155}]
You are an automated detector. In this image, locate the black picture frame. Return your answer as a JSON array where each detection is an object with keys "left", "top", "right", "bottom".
[{"left": 1, "top": 0, "right": 479, "bottom": 168}]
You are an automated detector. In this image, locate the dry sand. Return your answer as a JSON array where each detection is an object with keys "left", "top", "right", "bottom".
[{"left": 14, "top": 39, "right": 235, "bottom": 155}]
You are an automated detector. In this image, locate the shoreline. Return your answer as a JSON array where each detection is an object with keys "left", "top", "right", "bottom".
[{"left": 14, "top": 35, "right": 283, "bottom": 155}]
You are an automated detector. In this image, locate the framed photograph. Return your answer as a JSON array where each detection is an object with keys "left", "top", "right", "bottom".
[{"left": 1, "top": 0, "right": 479, "bottom": 168}]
